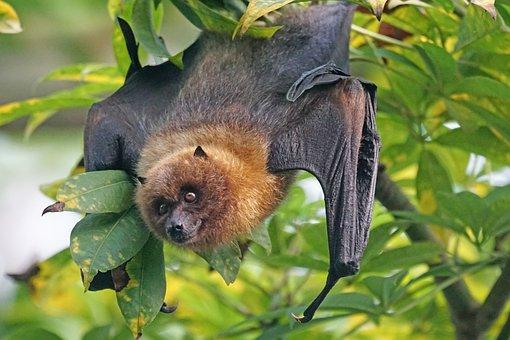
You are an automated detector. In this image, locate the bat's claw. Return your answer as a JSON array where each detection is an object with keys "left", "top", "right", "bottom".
[
  {"left": 160, "top": 302, "right": 178, "bottom": 314},
  {"left": 291, "top": 312, "right": 312, "bottom": 323}
]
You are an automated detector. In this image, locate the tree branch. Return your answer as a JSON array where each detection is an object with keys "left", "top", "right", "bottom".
[
  {"left": 477, "top": 256, "right": 510, "bottom": 332},
  {"left": 497, "top": 311, "right": 510, "bottom": 340},
  {"left": 375, "top": 167, "right": 480, "bottom": 338}
]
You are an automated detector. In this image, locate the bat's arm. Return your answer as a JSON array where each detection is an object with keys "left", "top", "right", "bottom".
[{"left": 268, "top": 64, "right": 380, "bottom": 322}]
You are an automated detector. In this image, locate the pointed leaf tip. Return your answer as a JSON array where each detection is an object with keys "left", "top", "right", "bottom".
[
  {"left": 471, "top": 0, "right": 497, "bottom": 19},
  {"left": 369, "top": 0, "right": 387, "bottom": 21},
  {"left": 42, "top": 201, "right": 65, "bottom": 215},
  {"left": 0, "top": 1, "right": 22, "bottom": 34}
]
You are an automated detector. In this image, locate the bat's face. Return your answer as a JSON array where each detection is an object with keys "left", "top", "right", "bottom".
[{"left": 135, "top": 146, "right": 236, "bottom": 250}]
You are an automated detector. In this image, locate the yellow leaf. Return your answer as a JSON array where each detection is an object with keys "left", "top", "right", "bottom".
[
  {"left": 418, "top": 189, "right": 437, "bottom": 215},
  {"left": 471, "top": 0, "right": 497, "bottom": 19},
  {"left": 0, "top": 1, "right": 22, "bottom": 33},
  {"left": 235, "top": 0, "right": 294, "bottom": 37}
]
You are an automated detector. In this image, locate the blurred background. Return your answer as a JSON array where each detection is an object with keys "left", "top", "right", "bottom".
[
  {"left": 0, "top": 0, "right": 111, "bottom": 299},
  {"left": 0, "top": 0, "right": 200, "bottom": 290},
  {"left": 1, "top": 0, "right": 509, "bottom": 339}
]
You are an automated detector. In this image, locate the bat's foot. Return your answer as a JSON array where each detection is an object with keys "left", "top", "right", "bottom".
[{"left": 291, "top": 312, "right": 312, "bottom": 323}]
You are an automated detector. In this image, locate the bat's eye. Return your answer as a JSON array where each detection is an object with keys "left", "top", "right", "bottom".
[
  {"left": 183, "top": 191, "right": 197, "bottom": 203},
  {"left": 158, "top": 202, "right": 169, "bottom": 216}
]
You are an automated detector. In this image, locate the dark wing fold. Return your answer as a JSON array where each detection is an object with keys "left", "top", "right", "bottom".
[
  {"left": 117, "top": 17, "right": 142, "bottom": 80},
  {"left": 268, "top": 64, "right": 380, "bottom": 323}
]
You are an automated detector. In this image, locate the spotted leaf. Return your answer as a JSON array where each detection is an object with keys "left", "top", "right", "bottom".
[
  {"left": 70, "top": 207, "right": 150, "bottom": 286},
  {"left": 55, "top": 170, "right": 134, "bottom": 214},
  {"left": 235, "top": 0, "right": 293, "bottom": 37},
  {"left": 116, "top": 236, "right": 166, "bottom": 338},
  {"left": 197, "top": 242, "right": 242, "bottom": 284}
]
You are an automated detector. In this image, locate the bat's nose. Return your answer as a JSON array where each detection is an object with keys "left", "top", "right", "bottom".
[{"left": 166, "top": 221, "right": 185, "bottom": 242}]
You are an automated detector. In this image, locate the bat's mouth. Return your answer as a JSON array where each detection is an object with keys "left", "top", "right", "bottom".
[{"left": 166, "top": 218, "right": 202, "bottom": 246}]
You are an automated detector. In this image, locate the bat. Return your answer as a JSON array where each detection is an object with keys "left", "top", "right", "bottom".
[{"left": 84, "top": 3, "right": 379, "bottom": 322}]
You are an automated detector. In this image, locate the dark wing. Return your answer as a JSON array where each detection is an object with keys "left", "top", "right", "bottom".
[
  {"left": 84, "top": 21, "right": 199, "bottom": 175},
  {"left": 83, "top": 20, "right": 198, "bottom": 291},
  {"left": 268, "top": 64, "right": 380, "bottom": 323},
  {"left": 117, "top": 17, "right": 142, "bottom": 81}
]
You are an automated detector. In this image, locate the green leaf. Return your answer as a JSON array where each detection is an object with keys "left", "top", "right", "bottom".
[
  {"left": 362, "top": 242, "right": 442, "bottom": 273},
  {"left": 362, "top": 271, "right": 407, "bottom": 308},
  {"left": 0, "top": 83, "right": 117, "bottom": 126},
  {"left": 42, "top": 64, "right": 123, "bottom": 85},
  {"left": 456, "top": 5, "right": 500, "bottom": 50},
  {"left": 362, "top": 222, "right": 408, "bottom": 262},
  {"left": 448, "top": 76, "right": 510, "bottom": 101},
  {"left": 437, "top": 191, "right": 488, "bottom": 236},
  {"left": 460, "top": 101, "right": 510, "bottom": 143},
  {"left": 321, "top": 292, "right": 381, "bottom": 315},
  {"left": 109, "top": 0, "right": 135, "bottom": 20},
  {"left": 117, "top": 236, "right": 166, "bottom": 338},
  {"left": 56, "top": 170, "right": 134, "bottom": 214},
  {"left": 436, "top": 127, "right": 510, "bottom": 164},
  {"left": 235, "top": 0, "right": 293, "bottom": 36},
  {"left": 23, "top": 111, "right": 57, "bottom": 140},
  {"left": 415, "top": 43, "right": 457, "bottom": 87},
  {"left": 0, "top": 0, "right": 22, "bottom": 34},
  {"left": 248, "top": 222, "right": 272, "bottom": 254},
  {"left": 171, "top": 0, "right": 280, "bottom": 38},
  {"left": 482, "top": 186, "right": 510, "bottom": 238},
  {"left": 197, "top": 242, "right": 242, "bottom": 284},
  {"left": 300, "top": 221, "right": 329, "bottom": 259},
  {"left": 416, "top": 149, "right": 452, "bottom": 214},
  {"left": 260, "top": 254, "right": 329, "bottom": 271},
  {"left": 70, "top": 207, "right": 150, "bottom": 280},
  {"left": 471, "top": 0, "right": 497, "bottom": 20},
  {"left": 374, "top": 48, "right": 426, "bottom": 74},
  {"left": 40, "top": 179, "right": 66, "bottom": 200},
  {"left": 82, "top": 326, "right": 112, "bottom": 340},
  {"left": 4, "top": 327, "right": 62, "bottom": 340},
  {"left": 132, "top": 0, "right": 171, "bottom": 58},
  {"left": 444, "top": 100, "right": 482, "bottom": 132},
  {"left": 393, "top": 210, "right": 465, "bottom": 234}
]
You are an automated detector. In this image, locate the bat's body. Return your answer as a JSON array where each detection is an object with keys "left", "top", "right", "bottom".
[
  {"left": 85, "top": 5, "right": 354, "bottom": 172},
  {"left": 85, "top": 3, "right": 380, "bottom": 322}
]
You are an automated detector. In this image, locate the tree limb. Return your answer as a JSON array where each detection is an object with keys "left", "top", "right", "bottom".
[
  {"left": 375, "top": 167, "right": 480, "bottom": 338},
  {"left": 477, "top": 256, "right": 510, "bottom": 332},
  {"left": 497, "top": 311, "right": 510, "bottom": 340}
]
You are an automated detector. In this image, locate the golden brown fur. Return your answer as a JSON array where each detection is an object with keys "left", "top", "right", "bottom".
[{"left": 135, "top": 124, "right": 290, "bottom": 250}]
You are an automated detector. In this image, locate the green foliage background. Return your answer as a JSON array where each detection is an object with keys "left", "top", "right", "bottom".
[{"left": 1, "top": 0, "right": 510, "bottom": 339}]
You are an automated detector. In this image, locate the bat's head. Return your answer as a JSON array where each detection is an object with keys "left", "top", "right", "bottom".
[{"left": 135, "top": 144, "right": 286, "bottom": 250}]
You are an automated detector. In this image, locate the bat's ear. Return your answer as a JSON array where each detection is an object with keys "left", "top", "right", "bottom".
[
  {"left": 137, "top": 176, "right": 147, "bottom": 185},
  {"left": 193, "top": 146, "right": 208, "bottom": 158}
]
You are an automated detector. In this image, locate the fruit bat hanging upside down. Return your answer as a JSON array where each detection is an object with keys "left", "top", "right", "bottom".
[{"left": 84, "top": 3, "right": 380, "bottom": 322}]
